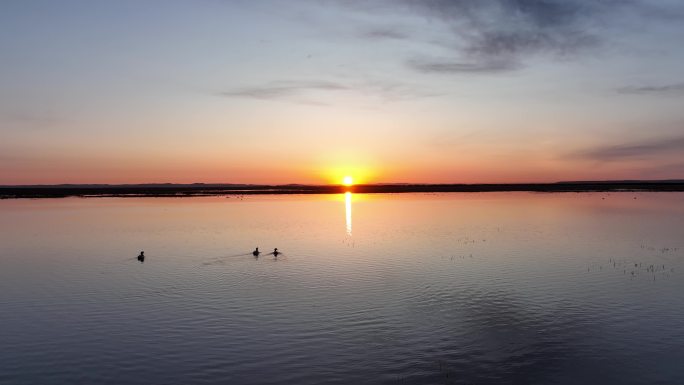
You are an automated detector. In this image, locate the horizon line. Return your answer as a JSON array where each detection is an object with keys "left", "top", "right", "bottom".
[
  {"left": 3, "top": 180, "right": 684, "bottom": 199},
  {"left": 2, "top": 179, "right": 684, "bottom": 188}
]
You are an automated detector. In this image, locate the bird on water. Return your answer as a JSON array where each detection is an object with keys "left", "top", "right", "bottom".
[
  {"left": 273, "top": 248, "right": 279, "bottom": 257},
  {"left": 137, "top": 251, "right": 145, "bottom": 263},
  {"left": 253, "top": 247, "right": 260, "bottom": 257}
]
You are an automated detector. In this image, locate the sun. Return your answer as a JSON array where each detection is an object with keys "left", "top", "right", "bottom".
[{"left": 342, "top": 176, "right": 354, "bottom": 186}]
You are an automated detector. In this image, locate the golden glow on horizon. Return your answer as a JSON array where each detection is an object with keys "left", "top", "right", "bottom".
[{"left": 322, "top": 165, "right": 375, "bottom": 185}]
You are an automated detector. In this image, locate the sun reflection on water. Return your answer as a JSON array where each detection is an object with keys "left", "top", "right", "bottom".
[{"left": 345, "top": 192, "right": 352, "bottom": 236}]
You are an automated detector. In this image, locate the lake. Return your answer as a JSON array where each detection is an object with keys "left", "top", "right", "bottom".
[{"left": 1, "top": 192, "right": 683, "bottom": 384}]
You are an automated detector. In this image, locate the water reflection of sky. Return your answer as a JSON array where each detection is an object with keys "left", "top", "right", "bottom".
[{"left": 1, "top": 193, "right": 684, "bottom": 384}]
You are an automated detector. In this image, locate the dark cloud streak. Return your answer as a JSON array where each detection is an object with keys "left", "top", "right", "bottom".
[
  {"left": 407, "top": 57, "right": 519, "bottom": 74},
  {"left": 572, "top": 136, "right": 684, "bottom": 161},
  {"left": 617, "top": 83, "right": 684, "bottom": 95},
  {"left": 360, "top": 27, "right": 409, "bottom": 40},
  {"left": 219, "top": 81, "right": 348, "bottom": 100}
]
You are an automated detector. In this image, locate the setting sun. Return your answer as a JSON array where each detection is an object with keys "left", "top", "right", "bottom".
[{"left": 343, "top": 176, "right": 354, "bottom": 186}]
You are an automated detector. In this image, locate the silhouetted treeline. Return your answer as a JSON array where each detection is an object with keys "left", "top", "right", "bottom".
[{"left": 2, "top": 181, "right": 684, "bottom": 199}]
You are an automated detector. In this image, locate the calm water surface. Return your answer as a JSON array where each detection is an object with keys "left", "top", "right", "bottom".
[{"left": 1, "top": 192, "right": 683, "bottom": 384}]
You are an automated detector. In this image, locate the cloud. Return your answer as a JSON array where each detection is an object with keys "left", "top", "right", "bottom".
[
  {"left": 219, "top": 81, "right": 349, "bottom": 100},
  {"left": 341, "top": 0, "right": 671, "bottom": 74},
  {"left": 360, "top": 27, "right": 409, "bottom": 40},
  {"left": 407, "top": 57, "right": 519, "bottom": 74},
  {"left": 1, "top": 110, "right": 64, "bottom": 131},
  {"left": 640, "top": 161, "right": 684, "bottom": 179},
  {"left": 219, "top": 79, "right": 440, "bottom": 104},
  {"left": 409, "top": 0, "right": 621, "bottom": 47},
  {"left": 617, "top": 83, "right": 684, "bottom": 95},
  {"left": 572, "top": 135, "right": 684, "bottom": 161},
  {"left": 400, "top": 0, "right": 618, "bottom": 73},
  {"left": 358, "top": 79, "right": 444, "bottom": 101}
]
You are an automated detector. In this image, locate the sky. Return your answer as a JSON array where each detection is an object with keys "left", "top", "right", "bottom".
[{"left": 1, "top": 0, "right": 684, "bottom": 185}]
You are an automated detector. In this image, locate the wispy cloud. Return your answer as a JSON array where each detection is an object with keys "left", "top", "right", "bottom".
[
  {"left": 359, "top": 27, "right": 409, "bottom": 40},
  {"left": 571, "top": 136, "right": 684, "bottom": 161},
  {"left": 219, "top": 81, "right": 348, "bottom": 100},
  {"left": 617, "top": 83, "right": 684, "bottom": 95},
  {"left": 645, "top": 161, "right": 684, "bottom": 178},
  {"left": 407, "top": 57, "right": 519, "bottom": 74},
  {"left": 219, "top": 79, "right": 440, "bottom": 104},
  {"left": 359, "top": 79, "right": 444, "bottom": 101},
  {"left": 1, "top": 110, "right": 64, "bottom": 130}
]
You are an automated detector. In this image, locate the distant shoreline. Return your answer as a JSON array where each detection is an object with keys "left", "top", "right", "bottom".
[{"left": 2, "top": 181, "right": 684, "bottom": 199}]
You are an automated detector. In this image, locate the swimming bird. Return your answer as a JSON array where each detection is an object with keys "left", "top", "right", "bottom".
[
  {"left": 137, "top": 251, "right": 145, "bottom": 263},
  {"left": 253, "top": 247, "right": 260, "bottom": 257},
  {"left": 273, "top": 248, "right": 279, "bottom": 257}
]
